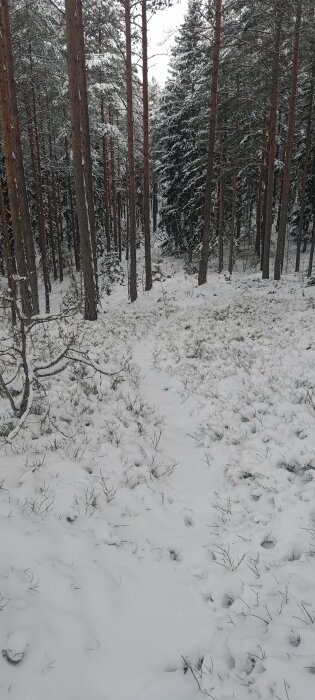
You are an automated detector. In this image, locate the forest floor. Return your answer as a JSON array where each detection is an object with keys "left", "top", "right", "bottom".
[{"left": 1, "top": 258, "right": 315, "bottom": 700}]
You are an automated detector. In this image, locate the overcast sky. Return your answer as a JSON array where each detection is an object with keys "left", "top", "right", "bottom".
[{"left": 148, "top": 1, "right": 188, "bottom": 84}]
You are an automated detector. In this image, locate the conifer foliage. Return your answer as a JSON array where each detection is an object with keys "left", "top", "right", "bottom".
[
  {"left": 0, "top": 0, "right": 314, "bottom": 323},
  {"left": 154, "top": 0, "right": 315, "bottom": 280}
]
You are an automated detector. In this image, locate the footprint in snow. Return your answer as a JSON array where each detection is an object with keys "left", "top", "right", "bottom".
[
  {"left": 261, "top": 536, "right": 276, "bottom": 549},
  {"left": 2, "top": 630, "right": 28, "bottom": 665},
  {"left": 169, "top": 548, "right": 182, "bottom": 562}
]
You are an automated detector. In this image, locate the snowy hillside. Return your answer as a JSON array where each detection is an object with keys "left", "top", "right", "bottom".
[{"left": 1, "top": 265, "right": 315, "bottom": 700}]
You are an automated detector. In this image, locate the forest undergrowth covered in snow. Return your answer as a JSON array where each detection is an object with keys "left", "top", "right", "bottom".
[{"left": 1, "top": 257, "right": 315, "bottom": 700}]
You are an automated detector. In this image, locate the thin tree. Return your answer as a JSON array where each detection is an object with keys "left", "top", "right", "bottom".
[
  {"left": 198, "top": 0, "right": 222, "bottom": 286},
  {"left": 274, "top": 0, "right": 302, "bottom": 280},
  {"left": 125, "top": 0, "right": 137, "bottom": 302},
  {"left": 142, "top": 0, "right": 152, "bottom": 291},
  {"left": 295, "top": 74, "right": 314, "bottom": 272},
  {"left": 0, "top": 176, "right": 16, "bottom": 323},
  {"left": 0, "top": 0, "right": 39, "bottom": 316},
  {"left": 262, "top": 4, "right": 283, "bottom": 279},
  {"left": 65, "top": 0, "right": 97, "bottom": 320}
]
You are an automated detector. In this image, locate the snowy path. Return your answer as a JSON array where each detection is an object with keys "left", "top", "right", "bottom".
[
  {"left": 132, "top": 277, "right": 315, "bottom": 700},
  {"left": 1, "top": 273, "right": 315, "bottom": 700}
]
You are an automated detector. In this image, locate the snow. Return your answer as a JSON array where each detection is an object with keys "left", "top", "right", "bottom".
[{"left": 1, "top": 261, "right": 315, "bottom": 699}]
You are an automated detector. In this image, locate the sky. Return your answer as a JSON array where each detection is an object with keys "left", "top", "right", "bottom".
[{"left": 148, "top": 0, "right": 188, "bottom": 84}]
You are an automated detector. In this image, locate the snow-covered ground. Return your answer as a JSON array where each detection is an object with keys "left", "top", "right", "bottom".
[{"left": 1, "top": 261, "right": 315, "bottom": 700}]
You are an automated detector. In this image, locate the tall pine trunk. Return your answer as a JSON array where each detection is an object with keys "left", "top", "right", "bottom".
[
  {"left": 142, "top": 0, "right": 152, "bottom": 291},
  {"left": 274, "top": 0, "right": 301, "bottom": 280},
  {"left": 198, "top": 0, "right": 222, "bottom": 286},
  {"left": 27, "top": 42, "right": 51, "bottom": 311},
  {"left": 256, "top": 114, "right": 267, "bottom": 258},
  {"left": 295, "top": 74, "right": 314, "bottom": 272},
  {"left": 65, "top": 0, "right": 97, "bottom": 320},
  {"left": 308, "top": 215, "right": 315, "bottom": 277},
  {"left": 0, "top": 0, "right": 39, "bottom": 316},
  {"left": 125, "top": 0, "right": 137, "bottom": 302},
  {"left": 262, "top": 6, "right": 283, "bottom": 279},
  {"left": 0, "top": 177, "right": 16, "bottom": 323}
]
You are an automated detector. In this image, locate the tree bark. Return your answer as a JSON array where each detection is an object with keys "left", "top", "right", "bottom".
[
  {"left": 65, "top": 0, "right": 97, "bottom": 320},
  {"left": 256, "top": 114, "right": 267, "bottom": 258},
  {"left": 125, "top": 0, "right": 137, "bottom": 302},
  {"left": 26, "top": 41, "right": 51, "bottom": 312},
  {"left": 0, "top": 0, "right": 39, "bottom": 316},
  {"left": 109, "top": 106, "right": 118, "bottom": 254},
  {"left": 229, "top": 170, "right": 237, "bottom": 275},
  {"left": 76, "top": 0, "right": 97, "bottom": 270},
  {"left": 295, "top": 75, "right": 314, "bottom": 272},
  {"left": 308, "top": 215, "right": 315, "bottom": 277},
  {"left": 262, "top": 6, "right": 283, "bottom": 279},
  {"left": 274, "top": 0, "right": 302, "bottom": 280},
  {"left": 198, "top": 0, "right": 222, "bottom": 286},
  {"left": 0, "top": 176, "right": 16, "bottom": 323},
  {"left": 142, "top": 0, "right": 152, "bottom": 291},
  {"left": 218, "top": 165, "right": 225, "bottom": 273},
  {"left": 65, "top": 136, "right": 80, "bottom": 271},
  {"left": 152, "top": 175, "right": 158, "bottom": 234}
]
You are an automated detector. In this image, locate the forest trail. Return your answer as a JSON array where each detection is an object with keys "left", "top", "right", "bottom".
[
  {"left": 1, "top": 273, "right": 315, "bottom": 700},
  {"left": 130, "top": 275, "right": 315, "bottom": 700}
]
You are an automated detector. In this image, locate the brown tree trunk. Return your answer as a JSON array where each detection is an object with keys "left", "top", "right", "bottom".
[
  {"left": 125, "top": 0, "right": 137, "bottom": 302},
  {"left": 308, "top": 215, "right": 315, "bottom": 277},
  {"left": 46, "top": 176, "right": 58, "bottom": 281},
  {"left": 256, "top": 141, "right": 265, "bottom": 258},
  {"left": 49, "top": 139, "right": 64, "bottom": 283},
  {"left": 65, "top": 0, "right": 97, "bottom": 320},
  {"left": 142, "top": 0, "right": 152, "bottom": 291},
  {"left": 117, "top": 130, "right": 122, "bottom": 261},
  {"left": 0, "top": 0, "right": 39, "bottom": 316},
  {"left": 101, "top": 98, "right": 111, "bottom": 253},
  {"left": 76, "top": 0, "right": 97, "bottom": 270},
  {"left": 109, "top": 106, "right": 118, "bottom": 253},
  {"left": 152, "top": 175, "right": 158, "bottom": 234},
  {"left": 26, "top": 42, "right": 50, "bottom": 312},
  {"left": 65, "top": 136, "right": 80, "bottom": 271},
  {"left": 295, "top": 76, "right": 314, "bottom": 272},
  {"left": 218, "top": 166, "right": 225, "bottom": 273},
  {"left": 0, "top": 176, "right": 16, "bottom": 323},
  {"left": 261, "top": 145, "right": 269, "bottom": 270},
  {"left": 198, "top": 0, "right": 222, "bottom": 286},
  {"left": 229, "top": 170, "right": 237, "bottom": 275},
  {"left": 274, "top": 0, "right": 302, "bottom": 280},
  {"left": 262, "top": 6, "right": 283, "bottom": 279}
]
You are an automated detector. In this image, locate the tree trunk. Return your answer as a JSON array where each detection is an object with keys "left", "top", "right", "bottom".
[
  {"left": 46, "top": 175, "right": 58, "bottom": 281},
  {"left": 125, "top": 0, "right": 137, "bottom": 302},
  {"left": 152, "top": 175, "right": 158, "bottom": 233},
  {"left": 198, "top": 0, "right": 222, "bottom": 286},
  {"left": 274, "top": 0, "right": 302, "bottom": 280},
  {"left": 142, "top": 0, "right": 152, "bottom": 291},
  {"left": 109, "top": 106, "right": 118, "bottom": 253},
  {"left": 256, "top": 137, "right": 265, "bottom": 258},
  {"left": 65, "top": 136, "right": 80, "bottom": 271},
  {"left": 27, "top": 41, "right": 50, "bottom": 312},
  {"left": 218, "top": 166, "right": 225, "bottom": 273},
  {"left": 262, "top": 6, "right": 283, "bottom": 279},
  {"left": 0, "top": 0, "right": 39, "bottom": 316},
  {"left": 295, "top": 75, "right": 314, "bottom": 272},
  {"left": 65, "top": 0, "right": 97, "bottom": 320},
  {"left": 229, "top": 170, "right": 237, "bottom": 275},
  {"left": 0, "top": 176, "right": 16, "bottom": 323},
  {"left": 76, "top": 0, "right": 97, "bottom": 270},
  {"left": 308, "top": 215, "right": 315, "bottom": 277}
]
